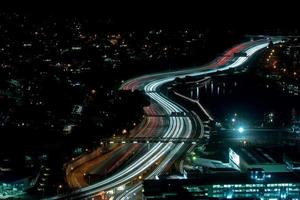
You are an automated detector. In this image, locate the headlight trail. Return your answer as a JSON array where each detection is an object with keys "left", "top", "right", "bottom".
[{"left": 47, "top": 38, "right": 282, "bottom": 200}]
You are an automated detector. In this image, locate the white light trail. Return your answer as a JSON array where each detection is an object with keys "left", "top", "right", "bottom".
[{"left": 48, "top": 39, "right": 282, "bottom": 200}]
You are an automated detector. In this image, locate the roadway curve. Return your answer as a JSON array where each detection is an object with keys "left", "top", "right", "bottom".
[{"left": 48, "top": 38, "right": 281, "bottom": 200}]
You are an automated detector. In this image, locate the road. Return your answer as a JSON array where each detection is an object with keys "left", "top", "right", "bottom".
[
  {"left": 113, "top": 39, "right": 282, "bottom": 200},
  {"left": 65, "top": 105, "right": 166, "bottom": 189},
  {"left": 47, "top": 38, "right": 282, "bottom": 200}
]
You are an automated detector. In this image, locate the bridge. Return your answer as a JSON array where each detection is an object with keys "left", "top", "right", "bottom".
[
  {"left": 99, "top": 136, "right": 207, "bottom": 144},
  {"left": 145, "top": 112, "right": 193, "bottom": 117}
]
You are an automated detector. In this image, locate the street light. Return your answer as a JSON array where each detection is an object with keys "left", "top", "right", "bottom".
[
  {"left": 122, "top": 129, "right": 127, "bottom": 134},
  {"left": 238, "top": 127, "right": 244, "bottom": 133},
  {"left": 57, "top": 184, "right": 63, "bottom": 195}
]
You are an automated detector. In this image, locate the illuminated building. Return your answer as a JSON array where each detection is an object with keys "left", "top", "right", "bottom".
[
  {"left": 229, "top": 147, "right": 289, "bottom": 173},
  {"left": 143, "top": 148, "right": 300, "bottom": 199},
  {"left": 143, "top": 171, "right": 300, "bottom": 199}
]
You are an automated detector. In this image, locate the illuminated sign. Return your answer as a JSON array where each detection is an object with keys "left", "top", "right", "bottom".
[{"left": 229, "top": 148, "right": 240, "bottom": 167}]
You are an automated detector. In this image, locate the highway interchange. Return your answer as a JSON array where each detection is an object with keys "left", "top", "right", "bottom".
[{"left": 48, "top": 38, "right": 281, "bottom": 200}]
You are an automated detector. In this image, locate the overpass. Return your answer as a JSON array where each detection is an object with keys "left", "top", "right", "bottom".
[{"left": 99, "top": 136, "right": 207, "bottom": 144}]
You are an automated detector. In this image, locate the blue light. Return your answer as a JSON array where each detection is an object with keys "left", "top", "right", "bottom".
[
  {"left": 226, "top": 191, "right": 233, "bottom": 199},
  {"left": 238, "top": 127, "right": 244, "bottom": 133}
]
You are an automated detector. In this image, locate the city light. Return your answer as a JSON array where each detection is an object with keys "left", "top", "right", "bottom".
[
  {"left": 122, "top": 129, "right": 128, "bottom": 134},
  {"left": 117, "top": 185, "right": 125, "bottom": 191},
  {"left": 1, "top": 12, "right": 290, "bottom": 200},
  {"left": 91, "top": 89, "right": 97, "bottom": 94},
  {"left": 238, "top": 127, "right": 244, "bottom": 133}
]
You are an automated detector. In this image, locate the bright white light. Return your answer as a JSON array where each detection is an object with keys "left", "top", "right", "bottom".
[
  {"left": 238, "top": 127, "right": 244, "bottom": 133},
  {"left": 232, "top": 118, "right": 236, "bottom": 122},
  {"left": 117, "top": 185, "right": 125, "bottom": 191},
  {"left": 107, "top": 190, "right": 114, "bottom": 195}
]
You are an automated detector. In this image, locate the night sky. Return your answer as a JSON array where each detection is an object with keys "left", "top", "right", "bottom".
[{"left": 2, "top": 0, "right": 299, "bottom": 30}]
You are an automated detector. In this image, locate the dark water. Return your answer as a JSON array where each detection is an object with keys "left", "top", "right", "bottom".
[{"left": 187, "top": 71, "right": 300, "bottom": 126}]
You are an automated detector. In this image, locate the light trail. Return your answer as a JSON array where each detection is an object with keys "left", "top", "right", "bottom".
[
  {"left": 114, "top": 39, "right": 282, "bottom": 200},
  {"left": 47, "top": 38, "right": 282, "bottom": 200}
]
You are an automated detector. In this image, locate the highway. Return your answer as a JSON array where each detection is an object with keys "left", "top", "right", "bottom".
[
  {"left": 65, "top": 115, "right": 164, "bottom": 189},
  {"left": 47, "top": 38, "right": 281, "bottom": 200}
]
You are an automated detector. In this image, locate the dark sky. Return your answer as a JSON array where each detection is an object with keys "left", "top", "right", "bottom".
[{"left": 1, "top": 0, "right": 299, "bottom": 30}]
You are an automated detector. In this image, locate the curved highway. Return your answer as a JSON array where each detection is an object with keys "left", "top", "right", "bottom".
[{"left": 48, "top": 38, "right": 282, "bottom": 200}]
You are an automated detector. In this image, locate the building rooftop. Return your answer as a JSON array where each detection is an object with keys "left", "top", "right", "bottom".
[{"left": 231, "top": 146, "right": 282, "bottom": 165}]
